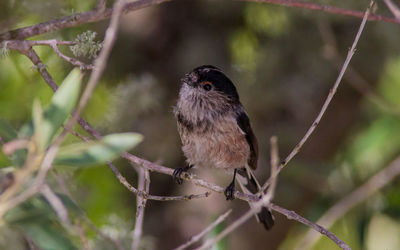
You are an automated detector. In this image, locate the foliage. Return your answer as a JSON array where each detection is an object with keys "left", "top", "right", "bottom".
[{"left": 0, "top": 68, "right": 142, "bottom": 249}]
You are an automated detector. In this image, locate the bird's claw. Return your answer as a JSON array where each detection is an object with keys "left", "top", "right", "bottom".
[
  {"left": 224, "top": 182, "right": 235, "bottom": 200},
  {"left": 172, "top": 165, "right": 193, "bottom": 184},
  {"left": 173, "top": 168, "right": 185, "bottom": 184}
]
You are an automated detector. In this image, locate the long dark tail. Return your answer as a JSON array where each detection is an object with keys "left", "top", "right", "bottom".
[{"left": 237, "top": 168, "right": 274, "bottom": 230}]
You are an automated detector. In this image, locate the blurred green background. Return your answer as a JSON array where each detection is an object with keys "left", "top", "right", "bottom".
[{"left": 1, "top": 0, "right": 400, "bottom": 249}]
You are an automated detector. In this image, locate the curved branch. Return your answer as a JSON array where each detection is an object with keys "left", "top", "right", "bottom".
[
  {"left": 0, "top": 0, "right": 171, "bottom": 42},
  {"left": 244, "top": 0, "right": 399, "bottom": 24}
]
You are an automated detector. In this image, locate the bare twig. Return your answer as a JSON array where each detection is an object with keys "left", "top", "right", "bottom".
[
  {"left": 270, "top": 204, "right": 351, "bottom": 250},
  {"left": 107, "top": 160, "right": 210, "bottom": 201},
  {"left": 41, "top": 184, "right": 72, "bottom": 228},
  {"left": 132, "top": 168, "right": 150, "bottom": 250},
  {"left": 95, "top": 0, "right": 108, "bottom": 13},
  {"left": 0, "top": 0, "right": 172, "bottom": 42},
  {"left": 76, "top": 220, "right": 90, "bottom": 250},
  {"left": 2, "top": 139, "right": 29, "bottom": 155},
  {"left": 196, "top": 208, "right": 256, "bottom": 250},
  {"left": 383, "top": 0, "right": 400, "bottom": 20},
  {"left": 261, "top": 0, "right": 373, "bottom": 192},
  {"left": 318, "top": 21, "right": 400, "bottom": 116},
  {"left": 297, "top": 155, "right": 400, "bottom": 250},
  {"left": 2, "top": 39, "right": 92, "bottom": 70},
  {"left": 44, "top": 40, "right": 93, "bottom": 70},
  {"left": 122, "top": 152, "right": 259, "bottom": 202},
  {"left": 242, "top": 0, "right": 394, "bottom": 23},
  {"left": 173, "top": 210, "right": 232, "bottom": 250},
  {"left": 263, "top": 136, "right": 279, "bottom": 200}
]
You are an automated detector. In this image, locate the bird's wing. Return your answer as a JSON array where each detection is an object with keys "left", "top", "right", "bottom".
[{"left": 236, "top": 111, "right": 258, "bottom": 170}]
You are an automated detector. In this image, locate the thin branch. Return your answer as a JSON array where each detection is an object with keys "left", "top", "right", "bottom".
[
  {"left": 42, "top": 40, "right": 93, "bottom": 70},
  {"left": 196, "top": 208, "right": 256, "bottom": 250},
  {"left": 318, "top": 21, "right": 400, "bottom": 116},
  {"left": 107, "top": 160, "right": 210, "bottom": 201},
  {"left": 76, "top": 219, "right": 90, "bottom": 250},
  {"left": 242, "top": 0, "right": 395, "bottom": 23},
  {"left": 263, "top": 136, "right": 279, "bottom": 200},
  {"left": 132, "top": 169, "right": 150, "bottom": 250},
  {"left": 95, "top": 0, "right": 107, "bottom": 13},
  {"left": 383, "top": 0, "right": 400, "bottom": 20},
  {"left": 297, "top": 155, "right": 400, "bottom": 250},
  {"left": 261, "top": 0, "right": 373, "bottom": 192},
  {"left": 270, "top": 204, "right": 351, "bottom": 250},
  {"left": 173, "top": 209, "right": 232, "bottom": 250},
  {"left": 0, "top": 0, "right": 172, "bottom": 42},
  {"left": 41, "top": 184, "right": 72, "bottom": 229},
  {"left": 2, "top": 139, "right": 29, "bottom": 155},
  {"left": 121, "top": 152, "right": 258, "bottom": 202}
]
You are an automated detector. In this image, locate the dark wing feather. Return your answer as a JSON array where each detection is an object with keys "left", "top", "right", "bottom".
[{"left": 236, "top": 111, "right": 258, "bottom": 170}]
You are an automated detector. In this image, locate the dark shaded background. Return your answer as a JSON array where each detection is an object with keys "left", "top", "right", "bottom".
[{"left": 1, "top": 0, "right": 400, "bottom": 249}]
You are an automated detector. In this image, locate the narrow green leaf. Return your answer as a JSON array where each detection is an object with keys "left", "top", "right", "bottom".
[
  {"left": 18, "top": 68, "right": 82, "bottom": 147},
  {"left": 54, "top": 133, "right": 143, "bottom": 166},
  {"left": 39, "top": 68, "right": 82, "bottom": 147},
  {"left": 32, "top": 99, "right": 45, "bottom": 151},
  {"left": 5, "top": 198, "right": 78, "bottom": 250},
  {"left": 0, "top": 119, "right": 18, "bottom": 141}
]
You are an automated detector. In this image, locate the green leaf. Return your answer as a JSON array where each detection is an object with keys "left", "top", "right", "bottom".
[
  {"left": 32, "top": 99, "right": 45, "bottom": 151},
  {"left": 0, "top": 118, "right": 18, "bottom": 141},
  {"left": 24, "top": 223, "right": 78, "bottom": 250},
  {"left": 5, "top": 198, "right": 77, "bottom": 250},
  {"left": 54, "top": 133, "right": 143, "bottom": 166},
  {"left": 39, "top": 68, "right": 82, "bottom": 148},
  {"left": 18, "top": 68, "right": 82, "bottom": 147}
]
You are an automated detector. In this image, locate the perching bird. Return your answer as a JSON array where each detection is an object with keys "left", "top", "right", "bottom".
[{"left": 173, "top": 65, "right": 274, "bottom": 230}]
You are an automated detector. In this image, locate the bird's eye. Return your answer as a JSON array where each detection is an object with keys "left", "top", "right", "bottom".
[{"left": 202, "top": 81, "right": 212, "bottom": 91}]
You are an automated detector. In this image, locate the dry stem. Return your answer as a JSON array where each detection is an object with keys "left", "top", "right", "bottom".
[
  {"left": 383, "top": 0, "right": 400, "bottom": 20},
  {"left": 132, "top": 168, "right": 150, "bottom": 250},
  {"left": 173, "top": 210, "right": 232, "bottom": 250},
  {"left": 297, "top": 155, "right": 400, "bottom": 250}
]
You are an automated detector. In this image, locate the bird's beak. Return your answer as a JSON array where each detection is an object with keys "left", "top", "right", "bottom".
[{"left": 181, "top": 73, "right": 197, "bottom": 87}]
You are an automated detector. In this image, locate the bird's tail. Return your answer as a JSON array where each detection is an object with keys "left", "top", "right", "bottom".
[{"left": 236, "top": 168, "right": 274, "bottom": 230}]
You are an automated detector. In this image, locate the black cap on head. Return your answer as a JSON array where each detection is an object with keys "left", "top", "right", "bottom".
[{"left": 186, "top": 65, "right": 240, "bottom": 101}]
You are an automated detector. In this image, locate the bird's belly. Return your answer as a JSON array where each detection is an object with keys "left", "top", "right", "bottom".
[{"left": 181, "top": 119, "right": 250, "bottom": 169}]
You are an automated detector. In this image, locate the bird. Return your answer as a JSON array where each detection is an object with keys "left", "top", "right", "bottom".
[{"left": 173, "top": 65, "right": 274, "bottom": 230}]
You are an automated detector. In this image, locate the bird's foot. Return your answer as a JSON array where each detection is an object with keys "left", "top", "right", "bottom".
[
  {"left": 172, "top": 165, "right": 193, "bottom": 184},
  {"left": 224, "top": 181, "right": 235, "bottom": 200}
]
